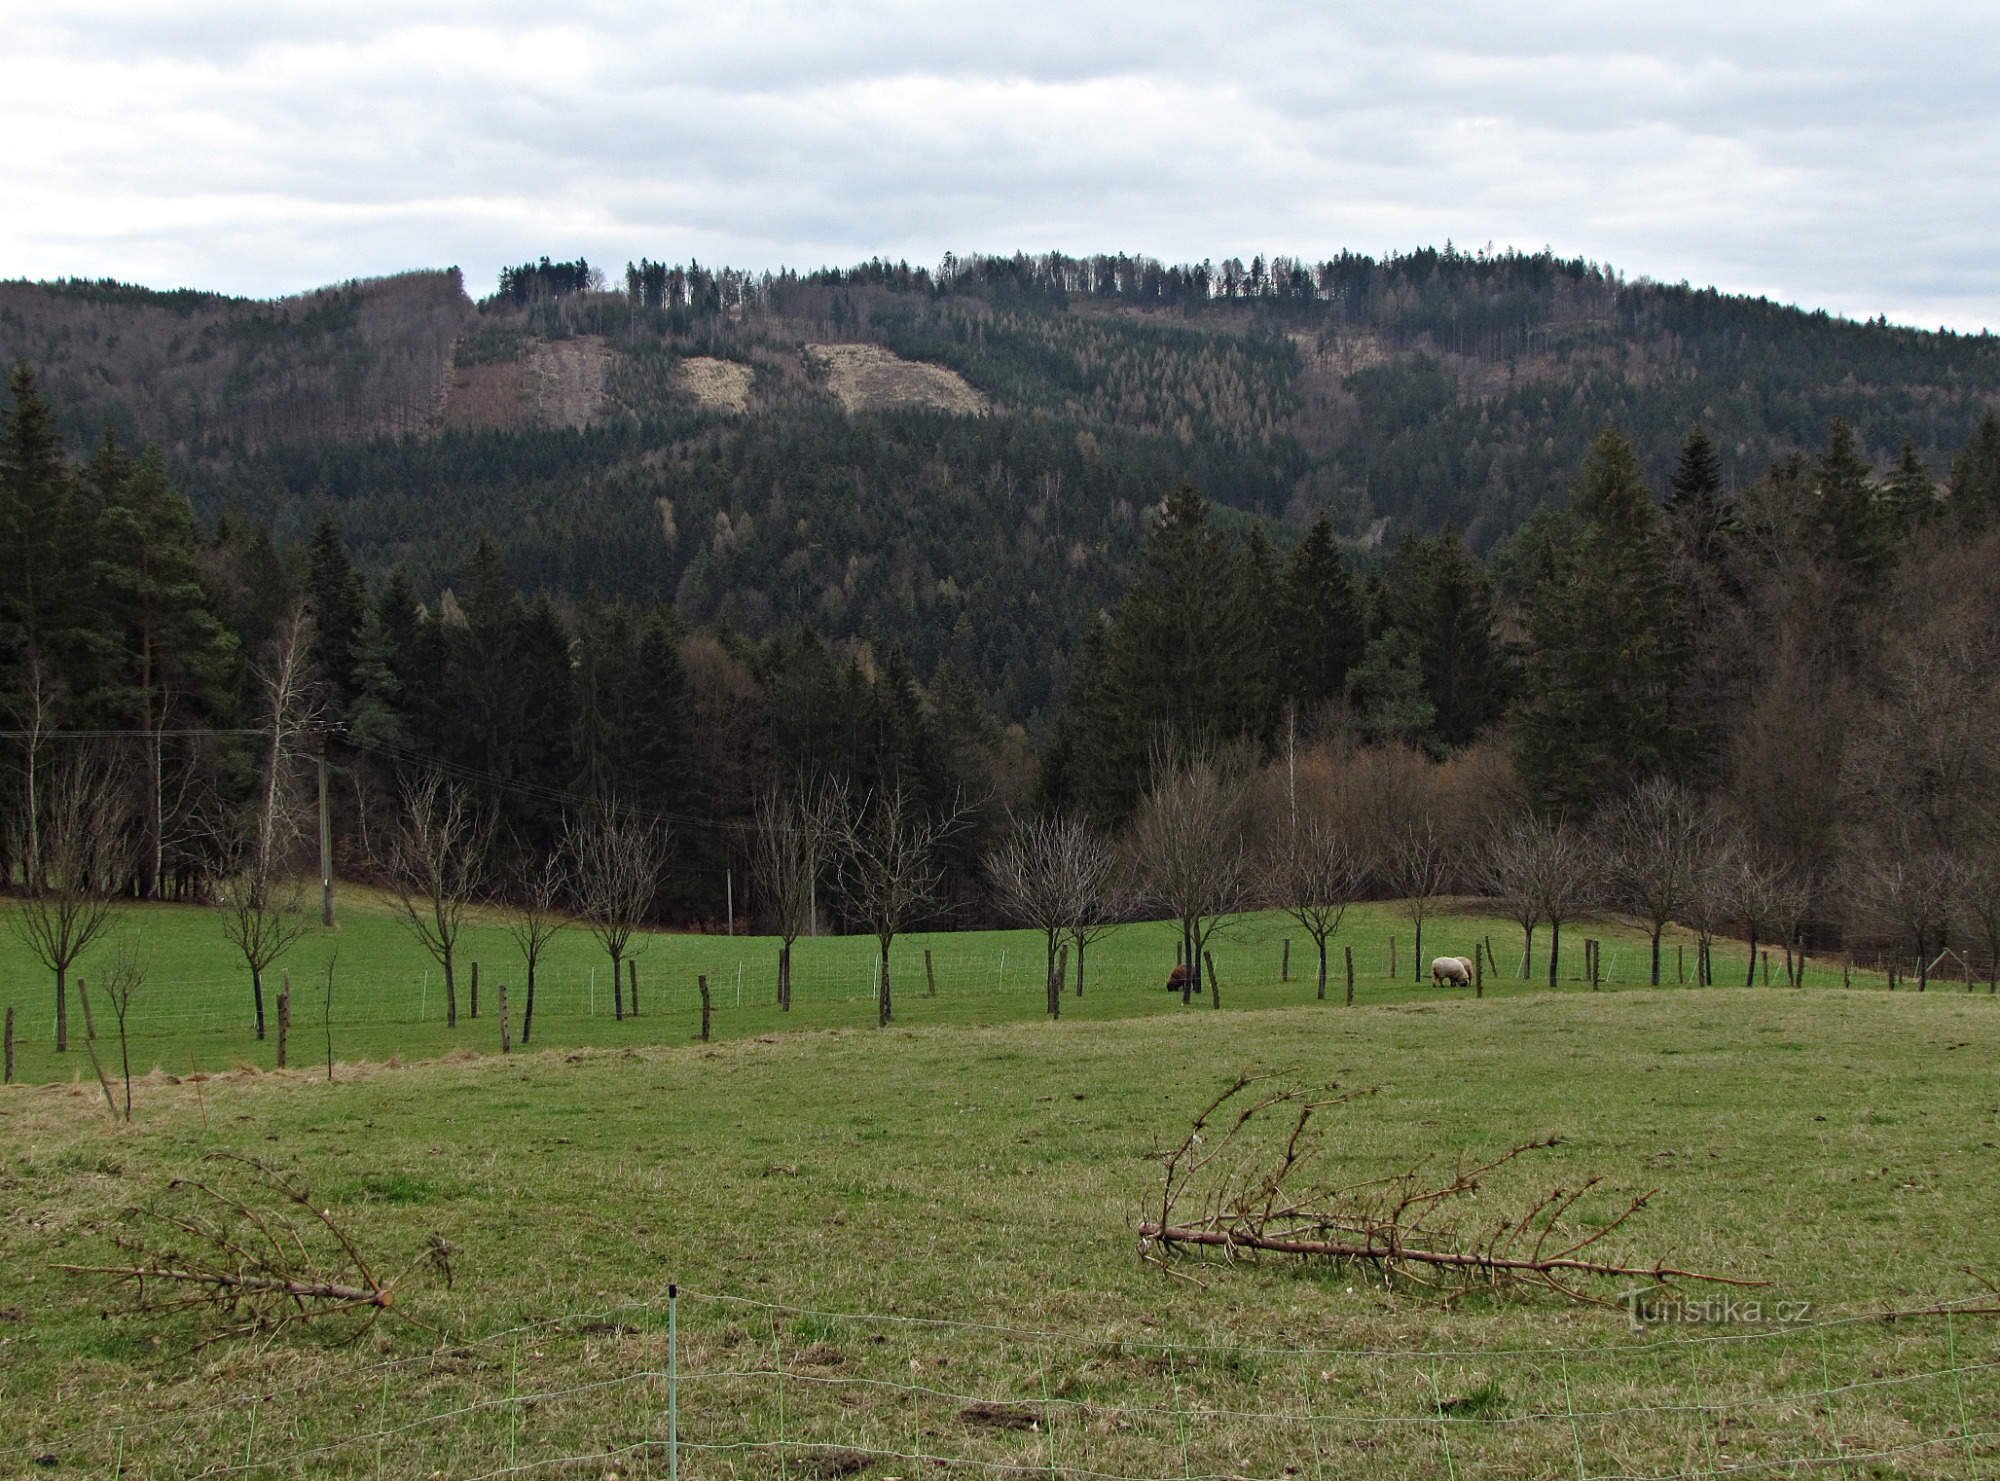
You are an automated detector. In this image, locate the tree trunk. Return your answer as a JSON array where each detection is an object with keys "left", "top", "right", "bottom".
[
  {"left": 1316, "top": 940, "right": 1328, "bottom": 1001},
  {"left": 444, "top": 955, "right": 458, "bottom": 1027},
  {"left": 612, "top": 952, "right": 624, "bottom": 1020},
  {"left": 780, "top": 940, "right": 792, "bottom": 1011},
  {"left": 252, "top": 965, "right": 265, "bottom": 1041},
  {"left": 878, "top": 943, "right": 892, "bottom": 1026},
  {"left": 1046, "top": 936, "right": 1058, "bottom": 1017},
  {"left": 1521, "top": 924, "right": 1534, "bottom": 980},
  {"left": 1548, "top": 920, "right": 1561, "bottom": 989},
  {"left": 523, "top": 961, "right": 536, "bottom": 1045},
  {"left": 1745, "top": 929, "right": 1758, "bottom": 987},
  {"left": 1181, "top": 921, "right": 1194, "bottom": 1005},
  {"left": 55, "top": 963, "right": 68, "bottom": 1054},
  {"left": 1074, "top": 937, "right": 1087, "bottom": 997},
  {"left": 1413, "top": 920, "right": 1423, "bottom": 983}
]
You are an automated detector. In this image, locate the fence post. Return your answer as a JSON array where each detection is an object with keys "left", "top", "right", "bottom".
[
  {"left": 698, "top": 975, "right": 711, "bottom": 1043},
  {"left": 277, "top": 974, "right": 290, "bottom": 1069},
  {"left": 1474, "top": 947, "right": 1483, "bottom": 999},
  {"left": 667, "top": 1282, "right": 679, "bottom": 1481},
  {"left": 1203, "top": 951, "right": 1219, "bottom": 1009},
  {"left": 5, "top": 1005, "right": 14, "bottom": 1083},
  {"left": 1344, "top": 945, "right": 1355, "bottom": 1006},
  {"left": 1389, "top": 936, "right": 1396, "bottom": 979},
  {"left": 1282, "top": 938, "right": 1290, "bottom": 983},
  {"left": 1677, "top": 944, "right": 1684, "bottom": 985},
  {"left": 1762, "top": 950, "right": 1771, "bottom": 987},
  {"left": 499, "top": 984, "right": 511, "bottom": 1054},
  {"left": 1798, "top": 951, "right": 1808, "bottom": 989},
  {"left": 630, "top": 959, "right": 640, "bottom": 1017},
  {"left": 1591, "top": 940, "right": 1601, "bottom": 993},
  {"left": 925, "top": 949, "right": 936, "bottom": 998},
  {"left": 471, "top": 960, "right": 479, "bottom": 1021}
]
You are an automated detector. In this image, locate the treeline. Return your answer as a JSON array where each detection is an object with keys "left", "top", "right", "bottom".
[{"left": 11, "top": 355, "right": 2000, "bottom": 993}]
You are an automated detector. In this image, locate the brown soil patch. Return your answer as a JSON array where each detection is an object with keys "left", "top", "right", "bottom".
[
  {"left": 440, "top": 336, "right": 610, "bottom": 430},
  {"left": 806, "top": 343, "right": 988, "bottom": 416},
  {"left": 677, "top": 356, "right": 755, "bottom": 414}
]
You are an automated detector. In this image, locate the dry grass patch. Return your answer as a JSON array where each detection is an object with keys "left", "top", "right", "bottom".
[
  {"left": 677, "top": 355, "right": 755, "bottom": 413},
  {"left": 807, "top": 343, "right": 989, "bottom": 415}
]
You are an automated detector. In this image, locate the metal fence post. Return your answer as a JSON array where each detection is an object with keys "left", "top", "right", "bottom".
[{"left": 668, "top": 1283, "right": 679, "bottom": 1481}]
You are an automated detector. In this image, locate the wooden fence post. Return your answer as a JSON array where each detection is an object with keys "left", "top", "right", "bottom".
[
  {"left": 1782, "top": 944, "right": 1795, "bottom": 987},
  {"left": 4, "top": 1005, "right": 13, "bottom": 1083},
  {"left": 1591, "top": 940, "right": 1601, "bottom": 993},
  {"left": 630, "top": 959, "right": 640, "bottom": 1017},
  {"left": 1344, "top": 945, "right": 1355, "bottom": 1006},
  {"left": 1282, "top": 938, "right": 1290, "bottom": 983},
  {"left": 1389, "top": 936, "right": 1397, "bottom": 979},
  {"left": 1761, "top": 950, "right": 1771, "bottom": 986},
  {"left": 277, "top": 975, "right": 290, "bottom": 1070},
  {"left": 698, "top": 975, "right": 711, "bottom": 1042},
  {"left": 1676, "top": 943, "right": 1684, "bottom": 985},
  {"left": 1474, "top": 947, "right": 1483, "bottom": 999},
  {"left": 78, "top": 976, "right": 96, "bottom": 1041},
  {"left": 471, "top": 960, "right": 479, "bottom": 1020},
  {"left": 499, "top": 984, "right": 511, "bottom": 1054},
  {"left": 925, "top": 949, "right": 936, "bottom": 998},
  {"left": 1203, "top": 952, "right": 1219, "bottom": 1009}
]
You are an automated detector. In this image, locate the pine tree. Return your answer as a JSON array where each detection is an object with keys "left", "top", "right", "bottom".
[{"left": 1515, "top": 429, "right": 1694, "bottom": 812}]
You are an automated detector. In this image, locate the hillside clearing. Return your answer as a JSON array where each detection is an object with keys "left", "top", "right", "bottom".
[{"left": 807, "top": 342, "right": 990, "bottom": 416}]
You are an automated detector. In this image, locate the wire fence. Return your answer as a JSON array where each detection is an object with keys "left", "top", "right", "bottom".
[{"left": 11, "top": 1284, "right": 1998, "bottom": 1478}]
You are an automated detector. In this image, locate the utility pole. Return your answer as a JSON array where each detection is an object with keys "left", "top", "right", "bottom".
[{"left": 318, "top": 752, "right": 335, "bottom": 927}]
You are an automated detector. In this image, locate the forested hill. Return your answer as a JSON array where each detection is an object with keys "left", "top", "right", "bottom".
[{"left": 5, "top": 249, "right": 1998, "bottom": 721}]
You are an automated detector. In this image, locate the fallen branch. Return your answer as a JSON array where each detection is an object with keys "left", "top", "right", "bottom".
[
  {"left": 1139, "top": 1077, "right": 1760, "bottom": 1305},
  {"left": 56, "top": 1153, "right": 445, "bottom": 1348}
]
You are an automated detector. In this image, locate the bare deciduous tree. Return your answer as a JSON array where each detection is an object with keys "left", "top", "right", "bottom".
[
  {"left": 501, "top": 850, "right": 570, "bottom": 1045},
  {"left": 1477, "top": 813, "right": 1545, "bottom": 980},
  {"left": 1733, "top": 854, "right": 1809, "bottom": 987},
  {"left": 1852, "top": 849, "right": 1960, "bottom": 990},
  {"left": 830, "top": 783, "right": 961, "bottom": 1027},
  {"left": 1268, "top": 812, "right": 1367, "bottom": 1000},
  {"left": 1386, "top": 817, "right": 1453, "bottom": 984},
  {"left": 1533, "top": 817, "right": 1598, "bottom": 988},
  {"left": 101, "top": 941, "right": 145, "bottom": 1121},
  {"left": 381, "top": 767, "right": 493, "bottom": 1028},
  {"left": 753, "top": 779, "right": 836, "bottom": 1012},
  {"left": 1604, "top": 777, "right": 1717, "bottom": 986},
  {"left": 567, "top": 800, "right": 670, "bottom": 1022},
  {"left": 1128, "top": 752, "right": 1258, "bottom": 1007},
  {"left": 986, "top": 811, "right": 1121, "bottom": 1016},
  {"left": 1683, "top": 824, "right": 1746, "bottom": 987},
  {"left": 7, "top": 748, "right": 133, "bottom": 1052},
  {"left": 213, "top": 860, "right": 310, "bottom": 1042}
]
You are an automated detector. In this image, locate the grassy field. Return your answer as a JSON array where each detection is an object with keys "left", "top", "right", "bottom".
[
  {"left": 0, "top": 887, "right": 1918, "bottom": 1088},
  {"left": 3, "top": 895, "right": 1996, "bottom": 1478}
]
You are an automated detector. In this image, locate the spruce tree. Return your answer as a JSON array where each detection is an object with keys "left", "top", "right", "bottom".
[
  {"left": 91, "top": 447, "right": 239, "bottom": 896},
  {"left": 1882, "top": 439, "right": 1937, "bottom": 537},
  {"left": 1515, "top": 429, "right": 1694, "bottom": 812},
  {"left": 1275, "top": 512, "right": 1365, "bottom": 725},
  {"left": 304, "top": 513, "right": 366, "bottom": 724},
  {"left": 1668, "top": 425, "right": 1735, "bottom": 567},
  {"left": 1381, "top": 529, "right": 1507, "bottom": 749},
  {"left": 1815, "top": 418, "right": 1894, "bottom": 591},
  {"left": 1947, "top": 410, "right": 2000, "bottom": 531}
]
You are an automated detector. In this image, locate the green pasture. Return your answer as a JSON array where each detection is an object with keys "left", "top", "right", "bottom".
[
  {"left": 3, "top": 977, "right": 1997, "bottom": 1478},
  {"left": 0, "top": 887, "right": 1916, "bottom": 1087}
]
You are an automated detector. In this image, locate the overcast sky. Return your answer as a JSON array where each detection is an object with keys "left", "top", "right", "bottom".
[{"left": 6, "top": 2, "right": 1995, "bottom": 332}]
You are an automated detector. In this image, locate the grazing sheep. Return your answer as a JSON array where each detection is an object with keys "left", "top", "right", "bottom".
[
  {"left": 1166, "top": 963, "right": 1193, "bottom": 993},
  {"left": 1431, "top": 955, "right": 1474, "bottom": 988}
]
